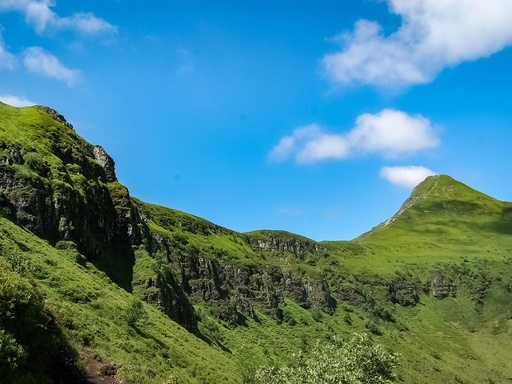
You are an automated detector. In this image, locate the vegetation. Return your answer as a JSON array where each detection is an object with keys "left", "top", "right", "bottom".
[
  {"left": 255, "top": 333, "right": 398, "bottom": 384},
  {"left": 1, "top": 101, "right": 512, "bottom": 383},
  {"left": 0, "top": 257, "right": 83, "bottom": 383}
]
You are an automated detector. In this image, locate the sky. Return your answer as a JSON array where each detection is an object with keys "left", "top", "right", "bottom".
[{"left": 1, "top": 0, "right": 512, "bottom": 241}]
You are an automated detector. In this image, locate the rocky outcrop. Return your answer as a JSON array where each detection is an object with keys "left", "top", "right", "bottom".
[
  {"left": 36, "top": 106, "right": 74, "bottom": 130},
  {"left": 429, "top": 275, "right": 456, "bottom": 299},
  {"left": 0, "top": 108, "right": 140, "bottom": 291},
  {"left": 164, "top": 248, "right": 336, "bottom": 324},
  {"left": 142, "top": 270, "right": 199, "bottom": 333},
  {"left": 93, "top": 146, "right": 116, "bottom": 182},
  {"left": 247, "top": 231, "right": 325, "bottom": 259},
  {"left": 0, "top": 144, "right": 23, "bottom": 166},
  {"left": 388, "top": 276, "right": 419, "bottom": 306}
]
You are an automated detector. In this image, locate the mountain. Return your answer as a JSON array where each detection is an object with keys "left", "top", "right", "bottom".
[
  {"left": 1, "top": 102, "right": 512, "bottom": 384},
  {"left": 355, "top": 174, "right": 512, "bottom": 268},
  {"left": 369, "top": 174, "right": 511, "bottom": 236}
]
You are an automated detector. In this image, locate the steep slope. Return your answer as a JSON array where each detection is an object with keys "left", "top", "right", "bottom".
[
  {"left": 0, "top": 102, "right": 138, "bottom": 290},
  {"left": 1, "top": 102, "right": 512, "bottom": 384},
  {"left": 0, "top": 216, "right": 242, "bottom": 383}
]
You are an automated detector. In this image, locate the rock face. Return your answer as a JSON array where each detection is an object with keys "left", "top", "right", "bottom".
[
  {"left": 93, "top": 146, "right": 116, "bottom": 182},
  {"left": 247, "top": 231, "right": 325, "bottom": 259},
  {"left": 0, "top": 109, "right": 139, "bottom": 291},
  {"left": 430, "top": 275, "right": 455, "bottom": 300},
  {"left": 35, "top": 106, "right": 74, "bottom": 130},
  {"left": 150, "top": 232, "right": 336, "bottom": 325},
  {"left": 142, "top": 266, "right": 199, "bottom": 333}
]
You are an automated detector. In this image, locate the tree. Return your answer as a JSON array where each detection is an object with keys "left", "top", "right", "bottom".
[{"left": 255, "top": 333, "right": 399, "bottom": 384}]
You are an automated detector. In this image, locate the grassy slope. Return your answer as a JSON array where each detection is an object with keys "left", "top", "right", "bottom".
[
  {"left": 321, "top": 175, "right": 512, "bottom": 383},
  {"left": 135, "top": 175, "right": 512, "bottom": 383},
  {"left": 0, "top": 217, "right": 241, "bottom": 384},
  {"left": 0, "top": 102, "right": 241, "bottom": 383},
  {"left": 1, "top": 103, "right": 512, "bottom": 383},
  {"left": 324, "top": 175, "right": 512, "bottom": 273}
]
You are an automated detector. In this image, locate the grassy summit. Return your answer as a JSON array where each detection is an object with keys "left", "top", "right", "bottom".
[{"left": 349, "top": 175, "right": 512, "bottom": 267}]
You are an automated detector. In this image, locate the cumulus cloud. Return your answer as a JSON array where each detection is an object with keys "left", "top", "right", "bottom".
[
  {"left": 0, "top": 94, "right": 36, "bottom": 107},
  {"left": 323, "top": 0, "right": 512, "bottom": 88},
  {"left": 23, "top": 47, "right": 80, "bottom": 85},
  {"left": 380, "top": 165, "right": 436, "bottom": 188},
  {"left": 349, "top": 109, "right": 439, "bottom": 157},
  {"left": 269, "top": 124, "right": 351, "bottom": 164},
  {"left": 0, "top": 0, "right": 116, "bottom": 34},
  {"left": 269, "top": 109, "right": 439, "bottom": 164}
]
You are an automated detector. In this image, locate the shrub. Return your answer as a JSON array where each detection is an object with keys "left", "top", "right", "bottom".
[
  {"left": 255, "top": 333, "right": 399, "bottom": 384},
  {"left": 125, "top": 298, "right": 148, "bottom": 327},
  {"left": 0, "top": 261, "right": 82, "bottom": 382},
  {"left": 0, "top": 330, "right": 26, "bottom": 374}
]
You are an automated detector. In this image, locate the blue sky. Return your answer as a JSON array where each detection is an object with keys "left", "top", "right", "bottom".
[{"left": 1, "top": 0, "right": 512, "bottom": 241}]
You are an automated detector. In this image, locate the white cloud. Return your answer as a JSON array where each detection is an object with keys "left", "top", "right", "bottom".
[
  {"left": 298, "top": 133, "right": 349, "bottom": 163},
  {"left": 380, "top": 165, "right": 436, "bottom": 188},
  {"left": 0, "top": 0, "right": 116, "bottom": 34},
  {"left": 60, "top": 12, "right": 117, "bottom": 34},
  {"left": 23, "top": 47, "right": 80, "bottom": 85},
  {"left": 0, "top": 33, "right": 15, "bottom": 69},
  {"left": 269, "top": 124, "right": 350, "bottom": 164},
  {"left": 323, "top": 0, "right": 512, "bottom": 88},
  {"left": 0, "top": 94, "right": 36, "bottom": 107},
  {"left": 269, "top": 109, "right": 439, "bottom": 164},
  {"left": 348, "top": 109, "right": 439, "bottom": 157}
]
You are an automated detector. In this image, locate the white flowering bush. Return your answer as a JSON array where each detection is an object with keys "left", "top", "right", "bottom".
[{"left": 255, "top": 333, "right": 398, "bottom": 384}]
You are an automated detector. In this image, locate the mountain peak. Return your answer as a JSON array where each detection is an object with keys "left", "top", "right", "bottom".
[
  {"left": 369, "top": 175, "right": 504, "bottom": 234},
  {"left": 403, "top": 174, "right": 501, "bottom": 212},
  {"left": 409, "top": 174, "right": 469, "bottom": 200}
]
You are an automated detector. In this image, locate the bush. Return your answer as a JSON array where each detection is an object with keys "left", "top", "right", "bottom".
[
  {"left": 125, "top": 298, "right": 148, "bottom": 326},
  {"left": 0, "top": 330, "right": 26, "bottom": 374},
  {"left": 0, "top": 261, "right": 83, "bottom": 382},
  {"left": 255, "top": 333, "right": 399, "bottom": 384}
]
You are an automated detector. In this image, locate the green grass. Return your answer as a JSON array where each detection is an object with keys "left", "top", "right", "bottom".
[
  {"left": 0, "top": 217, "right": 241, "bottom": 384},
  {"left": 2, "top": 103, "right": 512, "bottom": 383}
]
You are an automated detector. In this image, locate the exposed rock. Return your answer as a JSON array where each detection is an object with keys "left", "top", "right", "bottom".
[
  {"left": 0, "top": 148, "right": 138, "bottom": 292},
  {"left": 388, "top": 277, "right": 419, "bottom": 306},
  {"left": 93, "top": 146, "right": 117, "bottom": 182},
  {"left": 142, "top": 269, "right": 198, "bottom": 333},
  {"left": 430, "top": 275, "right": 456, "bottom": 299},
  {"left": 36, "top": 105, "right": 74, "bottom": 130},
  {"left": 333, "top": 285, "right": 366, "bottom": 306},
  {"left": 0, "top": 144, "right": 23, "bottom": 165},
  {"left": 161, "top": 245, "right": 335, "bottom": 324},
  {"left": 247, "top": 232, "right": 325, "bottom": 259}
]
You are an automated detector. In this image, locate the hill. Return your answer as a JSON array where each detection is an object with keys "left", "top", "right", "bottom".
[{"left": 1, "top": 102, "right": 512, "bottom": 383}]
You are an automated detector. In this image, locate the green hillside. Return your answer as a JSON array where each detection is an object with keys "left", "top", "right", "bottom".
[{"left": 1, "top": 102, "right": 512, "bottom": 383}]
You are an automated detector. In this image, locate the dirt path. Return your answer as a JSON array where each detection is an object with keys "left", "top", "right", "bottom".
[{"left": 81, "top": 350, "right": 123, "bottom": 384}]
